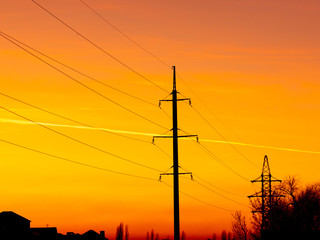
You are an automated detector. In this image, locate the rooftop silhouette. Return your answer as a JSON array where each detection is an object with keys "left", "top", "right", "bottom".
[{"left": 0, "top": 211, "right": 109, "bottom": 240}]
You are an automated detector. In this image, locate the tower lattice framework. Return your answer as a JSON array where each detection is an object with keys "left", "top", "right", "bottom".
[{"left": 248, "top": 155, "right": 282, "bottom": 236}]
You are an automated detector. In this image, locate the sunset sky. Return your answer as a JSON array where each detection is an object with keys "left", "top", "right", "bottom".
[{"left": 1, "top": 0, "right": 320, "bottom": 239}]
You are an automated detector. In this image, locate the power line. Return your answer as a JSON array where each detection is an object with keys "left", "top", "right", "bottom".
[
  {"left": 154, "top": 133, "right": 247, "bottom": 198},
  {"left": 161, "top": 182, "right": 236, "bottom": 212},
  {"left": 193, "top": 180, "right": 249, "bottom": 208},
  {"left": 78, "top": 0, "right": 259, "bottom": 171},
  {"left": 78, "top": 0, "right": 263, "bottom": 166},
  {"left": 79, "top": 0, "right": 171, "bottom": 69},
  {"left": 0, "top": 31, "right": 168, "bottom": 131},
  {"left": 179, "top": 164, "right": 249, "bottom": 207},
  {"left": 195, "top": 141, "right": 250, "bottom": 182},
  {"left": 0, "top": 92, "right": 185, "bottom": 175},
  {"left": 178, "top": 75, "right": 261, "bottom": 159},
  {"left": 177, "top": 76, "right": 260, "bottom": 168},
  {"left": 0, "top": 138, "right": 156, "bottom": 181},
  {"left": 0, "top": 105, "right": 161, "bottom": 172},
  {"left": 0, "top": 92, "right": 150, "bottom": 144},
  {"left": 192, "top": 106, "right": 259, "bottom": 168},
  {"left": 0, "top": 30, "right": 157, "bottom": 108},
  {"left": 0, "top": 92, "right": 183, "bottom": 170},
  {"left": 32, "top": 0, "right": 169, "bottom": 93},
  {"left": 179, "top": 165, "right": 244, "bottom": 197},
  {"left": 153, "top": 143, "right": 172, "bottom": 160}
]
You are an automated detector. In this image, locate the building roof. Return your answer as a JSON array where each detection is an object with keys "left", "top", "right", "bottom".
[
  {"left": 82, "top": 230, "right": 107, "bottom": 240},
  {"left": 0, "top": 211, "right": 31, "bottom": 222}
]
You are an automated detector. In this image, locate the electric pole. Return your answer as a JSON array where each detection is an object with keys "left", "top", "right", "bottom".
[
  {"left": 153, "top": 66, "right": 197, "bottom": 240},
  {"left": 248, "top": 155, "right": 282, "bottom": 240}
]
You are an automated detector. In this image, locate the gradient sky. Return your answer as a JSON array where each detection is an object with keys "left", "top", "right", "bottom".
[{"left": 1, "top": 0, "right": 320, "bottom": 239}]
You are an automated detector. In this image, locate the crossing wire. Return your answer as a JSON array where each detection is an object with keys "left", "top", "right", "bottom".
[
  {"left": 0, "top": 92, "right": 182, "bottom": 171},
  {"left": 32, "top": 0, "right": 169, "bottom": 94},
  {"left": 193, "top": 180, "right": 249, "bottom": 208},
  {"left": 161, "top": 182, "right": 236, "bottom": 212},
  {"left": 0, "top": 138, "right": 157, "bottom": 181},
  {"left": 0, "top": 30, "right": 157, "bottom": 108},
  {"left": 192, "top": 106, "right": 259, "bottom": 169},
  {"left": 195, "top": 141, "right": 251, "bottom": 182},
  {"left": 36, "top": 0, "right": 258, "bottom": 174},
  {"left": 78, "top": 0, "right": 260, "bottom": 168},
  {"left": 153, "top": 144, "right": 248, "bottom": 205},
  {"left": 179, "top": 165, "right": 244, "bottom": 197},
  {"left": 79, "top": 0, "right": 171, "bottom": 69},
  {"left": 0, "top": 31, "right": 168, "bottom": 131},
  {"left": 0, "top": 105, "right": 162, "bottom": 172},
  {"left": 76, "top": 0, "right": 259, "bottom": 170},
  {"left": 0, "top": 92, "right": 150, "bottom": 144}
]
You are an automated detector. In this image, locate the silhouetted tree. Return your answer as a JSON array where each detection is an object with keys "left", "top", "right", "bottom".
[
  {"left": 116, "top": 223, "right": 124, "bottom": 240},
  {"left": 227, "top": 231, "right": 232, "bottom": 240},
  {"left": 212, "top": 233, "right": 217, "bottom": 240},
  {"left": 181, "top": 231, "right": 186, "bottom": 240},
  {"left": 250, "top": 176, "right": 320, "bottom": 239},
  {"left": 150, "top": 229, "right": 154, "bottom": 240},
  {"left": 221, "top": 230, "right": 227, "bottom": 240},
  {"left": 155, "top": 233, "right": 160, "bottom": 240},
  {"left": 232, "top": 211, "right": 249, "bottom": 240},
  {"left": 125, "top": 224, "right": 129, "bottom": 240},
  {"left": 146, "top": 232, "right": 149, "bottom": 240}
]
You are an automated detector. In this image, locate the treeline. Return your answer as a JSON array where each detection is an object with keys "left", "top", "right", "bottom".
[
  {"left": 114, "top": 224, "right": 233, "bottom": 240},
  {"left": 212, "top": 230, "right": 233, "bottom": 240},
  {"left": 232, "top": 176, "right": 320, "bottom": 240}
]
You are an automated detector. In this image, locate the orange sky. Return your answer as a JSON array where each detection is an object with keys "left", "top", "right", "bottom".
[{"left": 1, "top": 0, "right": 320, "bottom": 239}]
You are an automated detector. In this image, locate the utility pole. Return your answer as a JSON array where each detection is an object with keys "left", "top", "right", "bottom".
[
  {"left": 153, "top": 66, "right": 197, "bottom": 240},
  {"left": 248, "top": 155, "right": 282, "bottom": 240}
]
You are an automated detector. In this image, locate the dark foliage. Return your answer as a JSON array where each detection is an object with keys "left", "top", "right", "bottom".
[{"left": 250, "top": 176, "right": 320, "bottom": 240}]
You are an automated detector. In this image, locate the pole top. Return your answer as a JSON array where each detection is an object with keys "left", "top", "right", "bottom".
[{"left": 172, "top": 66, "right": 176, "bottom": 90}]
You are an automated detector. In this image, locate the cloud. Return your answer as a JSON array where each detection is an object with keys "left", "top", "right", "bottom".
[{"left": 1, "top": 117, "right": 319, "bottom": 155}]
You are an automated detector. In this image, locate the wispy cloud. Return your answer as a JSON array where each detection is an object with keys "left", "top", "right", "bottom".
[
  {"left": 1, "top": 117, "right": 319, "bottom": 155},
  {"left": 0, "top": 118, "right": 156, "bottom": 136}
]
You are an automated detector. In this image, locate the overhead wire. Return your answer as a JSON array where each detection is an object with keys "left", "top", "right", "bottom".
[
  {"left": 193, "top": 180, "right": 249, "bottom": 208},
  {"left": 0, "top": 138, "right": 156, "bottom": 181},
  {"left": 195, "top": 140, "right": 250, "bottom": 182},
  {"left": 79, "top": 0, "right": 171, "bottom": 69},
  {"left": 76, "top": 0, "right": 259, "bottom": 170},
  {"left": 0, "top": 30, "right": 157, "bottom": 108},
  {"left": 179, "top": 165, "right": 244, "bottom": 198},
  {"left": 178, "top": 165, "right": 249, "bottom": 207},
  {"left": 0, "top": 31, "right": 168, "bottom": 131},
  {"left": 32, "top": 0, "right": 169, "bottom": 93},
  {"left": 35, "top": 0, "right": 257, "bottom": 173},
  {"left": 0, "top": 92, "right": 187, "bottom": 171},
  {"left": 0, "top": 105, "right": 162, "bottom": 172},
  {"left": 153, "top": 144, "right": 172, "bottom": 160},
  {"left": 0, "top": 91, "right": 182, "bottom": 177},
  {"left": 7, "top": 0, "right": 256, "bottom": 212},
  {"left": 0, "top": 92, "right": 151, "bottom": 144},
  {"left": 153, "top": 140, "right": 248, "bottom": 205},
  {"left": 161, "top": 182, "right": 236, "bottom": 212},
  {"left": 192, "top": 106, "right": 259, "bottom": 168}
]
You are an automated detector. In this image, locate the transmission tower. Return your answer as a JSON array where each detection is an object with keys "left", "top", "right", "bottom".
[
  {"left": 248, "top": 155, "right": 282, "bottom": 239},
  {"left": 153, "top": 66, "right": 197, "bottom": 240}
]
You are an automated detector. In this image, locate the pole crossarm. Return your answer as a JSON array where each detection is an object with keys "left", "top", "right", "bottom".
[
  {"left": 247, "top": 155, "right": 283, "bottom": 238},
  {"left": 152, "top": 135, "right": 198, "bottom": 144},
  {"left": 251, "top": 174, "right": 282, "bottom": 183},
  {"left": 159, "top": 98, "right": 191, "bottom": 108},
  {"left": 251, "top": 178, "right": 282, "bottom": 183},
  {"left": 159, "top": 172, "right": 193, "bottom": 182},
  {"left": 157, "top": 66, "right": 197, "bottom": 240},
  {"left": 248, "top": 193, "right": 285, "bottom": 198}
]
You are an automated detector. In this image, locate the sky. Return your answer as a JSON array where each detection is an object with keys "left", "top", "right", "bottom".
[{"left": 1, "top": 0, "right": 320, "bottom": 239}]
